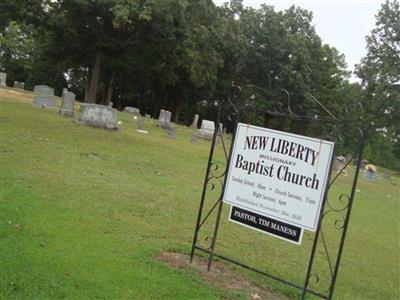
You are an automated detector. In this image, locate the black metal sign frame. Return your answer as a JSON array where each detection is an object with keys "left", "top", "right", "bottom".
[{"left": 190, "top": 88, "right": 366, "bottom": 300}]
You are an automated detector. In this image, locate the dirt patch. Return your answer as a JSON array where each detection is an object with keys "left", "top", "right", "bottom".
[
  {"left": 0, "top": 88, "right": 34, "bottom": 102},
  {"left": 155, "top": 252, "right": 290, "bottom": 300}
]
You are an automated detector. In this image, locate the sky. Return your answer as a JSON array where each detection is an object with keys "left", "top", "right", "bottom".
[{"left": 213, "top": 0, "right": 386, "bottom": 80}]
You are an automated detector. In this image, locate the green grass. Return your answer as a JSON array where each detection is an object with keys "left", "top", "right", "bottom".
[{"left": 1, "top": 92, "right": 399, "bottom": 299}]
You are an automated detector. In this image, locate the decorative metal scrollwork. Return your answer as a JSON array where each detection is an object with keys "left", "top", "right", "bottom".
[{"left": 191, "top": 84, "right": 367, "bottom": 300}]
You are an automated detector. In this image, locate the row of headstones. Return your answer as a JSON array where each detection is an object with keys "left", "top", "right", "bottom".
[
  {"left": 154, "top": 110, "right": 225, "bottom": 140},
  {"left": 0, "top": 72, "right": 25, "bottom": 89},
  {"left": 123, "top": 108, "right": 223, "bottom": 141},
  {"left": 33, "top": 84, "right": 120, "bottom": 130},
  {"left": 6, "top": 78, "right": 385, "bottom": 178},
  {"left": 3, "top": 74, "right": 225, "bottom": 135}
]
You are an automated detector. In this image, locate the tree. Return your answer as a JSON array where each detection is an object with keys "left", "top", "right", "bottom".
[
  {"left": 216, "top": 3, "right": 349, "bottom": 132},
  {"left": 356, "top": 0, "right": 399, "bottom": 130},
  {"left": 0, "top": 22, "right": 34, "bottom": 84},
  {"left": 356, "top": 0, "right": 400, "bottom": 170}
]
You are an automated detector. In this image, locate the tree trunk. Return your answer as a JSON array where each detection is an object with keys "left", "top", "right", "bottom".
[
  {"left": 104, "top": 74, "right": 114, "bottom": 106},
  {"left": 85, "top": 50, "right": 102, "bottom": 103},
  {"left": 263, "top": 112, "right": 270, "bottom": 128},
  {"left": 84, "top": 72, "right": 91, "bottom": 102},
  {"left": 172, "top": 96, "right": 182, "bottom": 123}
]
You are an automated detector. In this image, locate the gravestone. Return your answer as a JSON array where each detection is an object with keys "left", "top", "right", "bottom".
[
  {"left": 33, "top": 85, "right": 56, "bottom": 108},
  {"left": 62, "top": 88, "right": 68, "bottom": 95},
  {"left": 168, "top": 126, "right": 176, "bottom": 139},
  {"left": 124, "top": 106, "right": 140, "bottom": 116},
  {"left": 196, "top": 119, "right": 215, "bottom": 140},
  {"left": 0, "top": 73, "right": 7, "bottom": 87},
  {"left": 363, "top": 169, "right": 377, "bottom": 181},
  {"left": 157, "top": 110, "right": 165, "bottom": 126},
  {"left": 333, "top": 155, "right": 346, "bottom": 172},
  {"left": 158, "top": 109, "right": 165, "bottom": 120},
  {"left": 165, "top": 111, "right": 172, "bottom": 126},
  {"left": 363, "top": 164, "right": 378, "bottom": 181},
  {"left": 78, "top": 104, "right": 119, "bottom": 130},
  {"left": 138, "top": 118, "right": 144, "bottom": 130},
  {"left": 361, "top": 159, "right": 369, "bottom": 168},
  {"left": 59, "top": 91, "right": 76, "bottom": 117},
  {"left": 191, "top": 135, "right": 197, "bottom": 144},
  {"left": 222, "top": 127, "right": 227, "bottom": 135},
  {"left": 108, "top": 101, "right": 113, "bottom": 108},
  {"left": 13, "top": 81, "right": 25, "bottom": 90},
  {"left": 137, "top": 117, "right": 148, "bottom": 134},
  {"left": 157, "top": 109, "right": 172, "bottom": 129},
  {"left": 191, "top": 114, "right": 199, "bottom": 128},
  {"left": 145, "top": 114, "right": 151, "bottom": 118}
]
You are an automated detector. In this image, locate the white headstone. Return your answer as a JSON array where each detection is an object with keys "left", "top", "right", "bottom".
[
  {"left": 124, "top": 106, "right": 140, "bottom": 116},
  {"left": 333, "top": 155, "right": 346, "bottom": 172},
  {"left": 158, "top": 109, "right": 165, "bottom": 122},
  {"left": 13, "top": 81, "right": 25, "bottom": 90},
  {"left": 59, "top": 91, "right": 76, "bottom": 117},
  {"left": 168, "top": 126, "right": 176, "bottom": 139},
  {"left": 196, "top": 120, "right": 215, "bottom": 140},
  {"left": 33, "top": 85, "right": 56, "bottom": 108},
  {"left": 191, "top": 114, "right": 199, "bottom": 128},
  {"left": 157, "top": 109, "right": 172, "bottom": 129},
  {"left": 34, "top": 85, "right": 54, "bottom": 96},
  {"left": 78, "top": 104, "right": 119, "bottom": 130},
  {"left": 201, "top": 120, "right": 215, "bottom": 131},
  {"left": 165, "top": 111, "right": 172, "bottom": 123},
  {"left": 0, "top": 73, "right": 7, "bottom": 87}
]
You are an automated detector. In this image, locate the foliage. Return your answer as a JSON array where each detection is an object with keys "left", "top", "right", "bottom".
[
  {"left": 356, "top": 0, "right": 400, "bottom": 170},
  {"left": 0, "top": 22, "right": 34, "bottom": 85}
]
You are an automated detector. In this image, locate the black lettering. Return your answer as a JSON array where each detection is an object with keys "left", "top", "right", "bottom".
[
  {"left": 244, "top": 137, "right": 252, "bottom": 150},
  {"left": 235, "top": 154, "right": 244, "bottom": 168},
  {"left": 258, "top": 136, "right": 269, "bottom": 150},
  {"left": 281, "top": 139, "right": 289, "bottom": 155}
]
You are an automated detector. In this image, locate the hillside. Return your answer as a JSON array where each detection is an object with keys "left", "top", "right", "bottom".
[{"left": 1, "top": 89, "right": 399, "bottom": 299}]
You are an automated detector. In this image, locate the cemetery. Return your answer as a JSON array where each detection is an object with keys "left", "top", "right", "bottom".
[
  {"left": 0, "top": 1, "right": 399, "bottom": 299},
  {"left": 0, "top": 86, "right": 399, "bottom": 299}
]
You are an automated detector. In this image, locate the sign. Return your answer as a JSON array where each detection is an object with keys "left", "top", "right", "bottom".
[
  {"left": 230, "top": 206, "right": 303, "bottom": 244},
  {"left": 223, "top": 123, "right": 334, "bottom": 232}
]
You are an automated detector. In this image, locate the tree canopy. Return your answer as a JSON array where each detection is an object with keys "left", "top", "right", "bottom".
[{"left": 356, "top": 0, "right": 400, "bottom": 170}]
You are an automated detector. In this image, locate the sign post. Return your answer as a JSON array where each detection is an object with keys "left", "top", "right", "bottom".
[{"left": 190, "top": 93, "right": 366, "bottom": 300}]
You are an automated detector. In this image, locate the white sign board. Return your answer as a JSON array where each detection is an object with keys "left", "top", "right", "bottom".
[{"left": 223, "top": 123, "right": 334, "bottom": 232}]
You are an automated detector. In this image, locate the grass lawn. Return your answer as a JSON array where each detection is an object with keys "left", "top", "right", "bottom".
[{"left": 1, "top": 89, "right": 399, "bottom": 299}]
